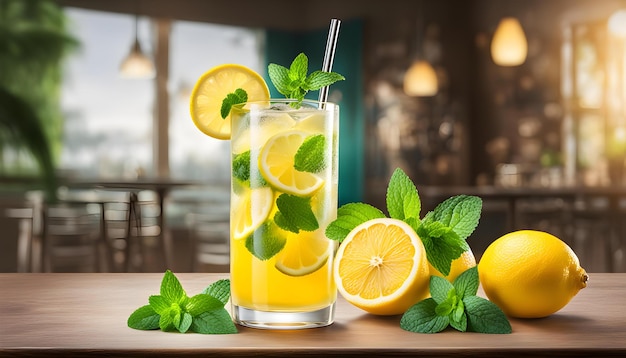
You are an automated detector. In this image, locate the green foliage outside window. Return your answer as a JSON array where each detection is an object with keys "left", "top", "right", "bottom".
[{"left": 0, "top": 0, "right": 78, "bottom": 200}]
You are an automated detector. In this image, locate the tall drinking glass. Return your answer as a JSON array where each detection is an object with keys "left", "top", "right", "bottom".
[{"left": 229, "top": 99, "right": 339, "bottom": 329}]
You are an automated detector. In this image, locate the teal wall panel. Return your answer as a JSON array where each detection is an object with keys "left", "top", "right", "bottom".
[{"left": 263, "top": 19, "right": 364, "bottom": 205}]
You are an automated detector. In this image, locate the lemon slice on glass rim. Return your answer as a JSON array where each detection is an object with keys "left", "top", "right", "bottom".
[
  {"left": 259, "top": 130, "right": 325, "bottom": 197},
  {"left": 189, "top": 64, "right": 270, "bottom": 140}
]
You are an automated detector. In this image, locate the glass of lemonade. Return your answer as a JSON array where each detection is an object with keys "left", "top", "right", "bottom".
[{"left": 229, "top": 99, "right": 339, "bottom": 329}]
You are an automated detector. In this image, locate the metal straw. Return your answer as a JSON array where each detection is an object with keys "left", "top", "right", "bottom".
[{"left": 318, "top": 18, "right": 341, "bottom": 106}]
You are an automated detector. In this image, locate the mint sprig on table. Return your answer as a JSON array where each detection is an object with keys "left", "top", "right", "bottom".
[
  {"left": 127, "top": 270, "right": 237, "bottom": 334},
  {"left": 268, "top": 53, "right": 345, "bottom": 105},
  {"left": 325, "top": 167, "right": 482, "bottom": 276},
  {"left": 401, "top": 267, "right": 512, "bottom": 334}
]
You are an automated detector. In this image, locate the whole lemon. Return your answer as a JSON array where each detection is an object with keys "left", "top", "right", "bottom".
[
  {"left": 429, "top": 249, "right": 476, "bottom": 283},
  {"left": 478, "top": 230, "right": 588, "bottom": 318}
]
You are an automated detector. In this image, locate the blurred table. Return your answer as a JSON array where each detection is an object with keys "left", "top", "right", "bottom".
[
  {"left": 67, "top": 179, "right": 203, "bottom": 271},
  {"left": 0, "top": 273, "right": 624, "bottom": 357},
  {"left": 71, "top": 178, "right": 202, "bottom": 221}
]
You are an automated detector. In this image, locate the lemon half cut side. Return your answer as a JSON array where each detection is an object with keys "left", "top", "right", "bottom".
[{"left": 334, "top": 218, "right": 430, "bottom": 315}]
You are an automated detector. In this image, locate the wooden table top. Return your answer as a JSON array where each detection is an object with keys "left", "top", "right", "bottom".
[{"left": 1, "top": 273, "right": 625, "bottom": 357}]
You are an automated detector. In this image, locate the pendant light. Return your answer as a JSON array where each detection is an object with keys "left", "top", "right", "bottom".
[
  {"left": 404, "top": 60, "right": 438, "bottom": 96},
  {"left": 491, "top": 17, "right": 528, "bottom": 67},
  {"left": 119, "top": 15, "right": 155, "bottom": 79},
  {"left": 403, "top": 1, "right": 438, "bottom": 97},
  {"left": 608, "top": 9, "right": 626, "bottom": 37}
]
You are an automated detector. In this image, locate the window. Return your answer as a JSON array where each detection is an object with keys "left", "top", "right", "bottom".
[
  {"left": 61, "top": 9, "right": 154, "bottom": 178},
  {"left": 60, "top": 8, "right": 263, "bottom": 181},
  {"left": 168, "top": 21, "right": 263, "bottom": 183}
]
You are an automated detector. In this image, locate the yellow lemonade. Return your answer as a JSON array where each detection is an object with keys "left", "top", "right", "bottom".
[{"left": 229, "top": 100, "right": 339, "bottom": 325}]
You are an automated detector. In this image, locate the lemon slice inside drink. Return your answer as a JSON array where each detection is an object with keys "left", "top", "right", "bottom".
[
  {"left": 259, "top": 130, "right": 325, "bottom": 196},
  {"left": 275, "top": 230, "right": 331, "bottom": 276},
  {"left": 232, "top": 186, "right": 274, "bottom": 240},
  {"left": 189, "top": 64, "right": 270, "bottom": 140}
]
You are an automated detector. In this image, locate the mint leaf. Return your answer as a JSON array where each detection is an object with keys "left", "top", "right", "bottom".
[
  {"left": 268, "top": 53, "right": 344, "bottom": 105},
  {"left": 435, "top": 293, "right": 455, "bottom": 316},
  {"left": 289, "top": 53, "right": 308, "bottom": 82},
  {"left": 177, "top": 312, "right": 193, "bottom": 333},
  {"left": 274, "top": 211, "right": 299, "bottom": 233},
  {"left": 294, "top": 134, "right": 326, "bottom": 173},
  {"left": 185, "top": 294, "right": 225, "bottom": 316},
  {"left": 159, "top": 308, "right": 176, "bottom": 331},
  {"left": 191, "top": 309, "right": 238, "bottom": 334},
  {"left": 386, "top": 168, "right": 421, "bottom": 222},
  {"left": 220, "top": 88, "right": 248, "bottom": 119},
  {"left": 306, "top": 71, "right": 345, "bottom": 90},
  {"left": 232, "top": 151, "right": 252, "bottom": 183},
  {"left": 404, "top": 216, "right": 420, "bottom": 234},
  {"left": 245, "top": 221, "right": 286, "bottom": 260},
  {"left": 148, "top": 295, "right": 170, "bottom": 315},
  {"left": 232, "top": 151, "right": 267, "bottom": 188},
  {"left": 160, "top": 269, "right": 186, "bottom": 304},
  {"left": 268, "top": 64, "right": 292, "bottom": 96},
  {"left": 429, "top": 276, "right": 454, "bottom": 304},
  {"left": 453, "top": 266, "right": 479, "bottom": 299},
  {"left": 325, "top": 202, "right": 386, "bottom": 242},
  {"left": 464, "top": 295, "right": 512, "bottom": 334},
  {"left": 428, "top": 195, "right": 482, "bottom": 240},
  {"left": 435, "top": 289, "right": 468, "bottom": 332},
  {"left": 127, "top": 305, "right": 160, "bottom": 330},
  {"left": 201, "top": 279, "right": 231, "bottom": 306},
  {"left": 401, "top": 298, "right": 449, "bottom": 334},
  {"left": 449, "top": 301, "right": 467, "bottom": 332},
  {"left": 417, "top": 221, "right": 469, "bottom": 276},
  {"left": 274, "top": 194, "right": 319, "bottom": 233}
]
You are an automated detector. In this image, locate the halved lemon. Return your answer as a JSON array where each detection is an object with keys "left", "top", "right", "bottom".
[
  {"left": 190, "top": 64, "right": 270, "bottom": 140},
  {"left": 334, "top": 218, "right": 430, "bottom": 315},
  {"left": 259, "top": 130, "right": 325, "bottom": 196},
  {"left": 275, "top": 230, "right": 332, "bottom": 276},
  {"left": 231, "top": 186, "right": 274, "bottom": 240}
]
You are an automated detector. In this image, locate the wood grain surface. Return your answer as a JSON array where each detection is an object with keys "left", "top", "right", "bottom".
[{"left": 1, "top": 273, "right": 625, "bottom": 357}]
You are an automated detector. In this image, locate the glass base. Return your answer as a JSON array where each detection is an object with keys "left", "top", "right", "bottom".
[{"left": 233, "top": 303, "right": 335, "bottom": 330}]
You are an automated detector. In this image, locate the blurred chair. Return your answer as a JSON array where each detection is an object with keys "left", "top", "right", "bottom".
[
  {"left": 569, "top": 196, "right": 614, "bottom": 272},
  {"left": 40, "top": 201, "right": 102, "bottom": 272},
  {"left": 97, "top": 190, "right": 167, "bottom": 272},
  {"left": 121, "top": 190, "right": 168, "bottom": 272},
  {"left": 4, "top": 207, "right": 35, "bottom": 272},
  {"left": 186, "top": 211, "right": 230, "bottom": 272}
]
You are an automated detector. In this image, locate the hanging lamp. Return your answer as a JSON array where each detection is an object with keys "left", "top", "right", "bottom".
[
  {"left": 119, "top": 15, "right": 155, "bottom": 79},
  {"left": 491, "top": 17, "right": 528, "bottom": 67},
  {"left": 403, "top": 60, "right": 438, "bottom": 96},
  {"left": 403, "top": 2, "right": 438, "bottom": 97}
]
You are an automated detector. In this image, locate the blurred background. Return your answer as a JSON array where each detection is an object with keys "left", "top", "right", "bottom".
[{"left": 1, "top": 0, "right": 626, "bottom": 273}]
